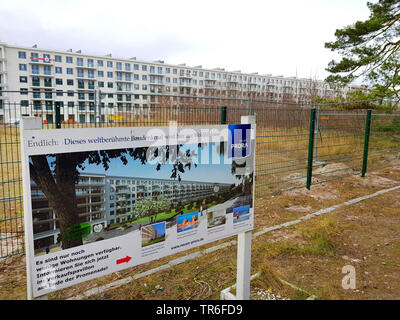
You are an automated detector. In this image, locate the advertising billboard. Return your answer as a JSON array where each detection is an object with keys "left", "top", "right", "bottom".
[{"left": 21, "top": 123, "right": 255, "bottom": 298}]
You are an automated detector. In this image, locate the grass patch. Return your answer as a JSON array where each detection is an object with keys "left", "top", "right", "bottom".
[{"left": 297, "top": 217, "right": 339, "bottom": 256}]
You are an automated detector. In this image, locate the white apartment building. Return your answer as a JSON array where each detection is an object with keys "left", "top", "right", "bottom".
[
  {"left": 0, "top": 42, "right": 358, "bottom": 124},
  {"left": 31, "top": 172, "right": 231, "bottom": 249}
]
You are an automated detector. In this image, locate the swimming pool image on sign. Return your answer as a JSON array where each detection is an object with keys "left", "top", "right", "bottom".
[{"left": 176, "top": 212, "right": 199, "bottom": 233}]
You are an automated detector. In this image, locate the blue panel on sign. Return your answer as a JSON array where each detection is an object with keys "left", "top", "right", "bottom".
[{"left": 228, "top": 124, "right": 251, "bottom": 158}]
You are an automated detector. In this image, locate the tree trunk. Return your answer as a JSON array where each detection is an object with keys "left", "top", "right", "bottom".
[{"left": 30, "top": 154, "right": 83, "bottom": 249}]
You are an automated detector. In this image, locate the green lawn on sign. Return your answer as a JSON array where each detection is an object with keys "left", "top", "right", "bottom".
[
  {"left": 130, "top": 198, "right": 222, "bottom": 224},
  {"left": 131, "top": 211, "right": 176, "bottom": 224},
  {"left": 142, "top": 236, "right": 166, "bottom": 247}
]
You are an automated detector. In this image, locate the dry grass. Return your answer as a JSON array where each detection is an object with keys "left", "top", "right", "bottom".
[{"left": 1, "top": 164, "right": 399, "bottom": 300}]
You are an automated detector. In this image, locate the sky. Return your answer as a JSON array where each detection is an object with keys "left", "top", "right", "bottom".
[{"left": 0, "top": 0, "right": 373, "bottom": 81}]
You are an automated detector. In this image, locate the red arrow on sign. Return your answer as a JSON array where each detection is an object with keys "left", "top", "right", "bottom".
[{"left": 116, "top": 256, "right": 132, "bottom": 264}]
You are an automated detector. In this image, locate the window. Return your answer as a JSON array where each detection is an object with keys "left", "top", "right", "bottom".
[
  {"left": 43, "top": 54, "right": 51, "bottom": 63},
  {"left": 88, "top": 69, "right": 94, "bottom": 78},
  {"left": 44, "top": 66, "right": 51, "bottom": 75},
  {"left": 55, "top": 55, "right": 62, "bottom": 62},
  {"left": 30, "top": 52, "right": 39, "bottom": 62},
  {"left": 107, "top": 71, "right": 113, "bottom": 78},
  {"left": 134, "top": 64, "right": 139, "bottom": 70},
  {"left": 88, "top": 80, "right": 95, "bottom": 89},
  {"left": 142, "top": 75, "right": 147, "bottom": 81},
  {"left": 107, "top": 61, "right": 113, "bottom": 68},
  {"left": 44, "top": 78, "right": 52, "bottom": 87},
  {"left": 32, "top": 89, "right": 41, "bottom": 98},
  {"left": 55, "top": 67, "right": 62, "bottom": 74},
  {"left": 67, "top": 91, "right": 74, "bottom": 97},
  {"left": 55, "top": 78, "right": 63, "bottom": 85},
  {"left": 107, "top": 82, "right": 113, "bottom": 88},
  {"left": 125, "top": 63, "right": 130, "bottom": 71},
  {"left": 77, "top": 69, "right": 84, "bottom": 77},
  {"left": 142, "top": 65, "right": 147, "bottom": 71},
  {"left": 68, "top": 101, "right": 74, "bottom": 108},
  {"left": 108, "top": 93, "right": 114, "bottom": 98},
  {"left": 19, "top": 64, "right": 27, "bottom": 71},
  {"left": 77, "top": 57, "right": 84, "bottom": 66},
  {"left": 20, "top": 88, "right": 28, "bottom": 95},
  {"left": 67, "top": 79, "right": 74, "bottom": 86},
  {"left": 116, "top": 62, "right": 122, "bottom": 70},
  {"left": 142, "top": 84, "right": 147, "bottom": 90},
  {"left": 44, "top": 90, "right": 52, "bottom": 99},
  {"left": 56, "top": 90, "right": 63, "bottom": 96},
  {"left": 150, "top": 66, "right": 155, "bottom": 73},
  {"left": 166, "top": 67, "right": 170, "bottom": 74},
  {"left": 31, "top": 77, "right": 40, "bottom": 86},
  {"left": 20, "top": 100, "right": 29, "bottom": 107},
  {"left": 134, "top": 74, "right": 139, "bottom": 80},
  {"left": 78, "top": 79, "right": 84, "bottom": 89},
  {"left": 87, "top": 59, "right": 94, "bottom": 67},
  {"left": 31, "top": 65, "right": 39, "bottom": 74},
  {"left": 116, "top": 72, "right": 122, "bottom": 80},
  {"left": 126, "top": 74, "right": 131, "bottom": 81},
  {"left": 157, "top": 67, "right": 162, "bottom": 74},
  {"left": 97, "top": 60, "right": 103, "bottom": 67},
  {"left": 66, "top": 56, "right": 73, "bottom": 63},
  {"left": 67, "top": 68, "right": 73, "bottom": 75},
  {"left": 79, "top": 114, "right": 86, "bottom": 124},
  {"left": 18, "top": 51, "right": 26, "bottom": 59},
  {"left": 173, "top": 69, "right": 177, "bottom": 74},
  {"left": 98, "top": 81, "right": 104, "bottom": 87},
  {"left": 98, "top": 70, "right": 104, "bottom": 77}
]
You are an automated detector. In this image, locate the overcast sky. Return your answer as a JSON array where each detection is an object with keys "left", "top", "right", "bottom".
[{"left": 0, "top": 0, "right": 372, "bottom": 80}]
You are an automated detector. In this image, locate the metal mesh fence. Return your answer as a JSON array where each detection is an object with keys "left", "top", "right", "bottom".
[
  {"left": 0, "top": 91, "right": 399, "bottom": 258},
  {"left": 312, "top": 109, "right": 367, "bottom": 185}
]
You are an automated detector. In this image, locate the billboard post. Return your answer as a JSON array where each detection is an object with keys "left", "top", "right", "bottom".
[{"left": 236, "top": 115, "right": 255, "bottom": 300}]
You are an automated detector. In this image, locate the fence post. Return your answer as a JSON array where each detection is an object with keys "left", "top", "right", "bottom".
[
  {"left": 306, "top": 108, "right": 316, "bottom": 190},
  {"left": 361, "top": 109, "right": 372, "bottom": 177},
  {"left": 221, "top": 106, "right": 227, "bottom": 125},
  {"left": 55, "top": 103, "right": 61, "bottom": 129}
]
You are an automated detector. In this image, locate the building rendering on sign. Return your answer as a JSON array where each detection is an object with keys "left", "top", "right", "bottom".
[
  {"left": 0, "top": 42, "right": 360, "bottom": 124},
  {"left": 31, "top": 173, "right": 231, "bottom": 249}
]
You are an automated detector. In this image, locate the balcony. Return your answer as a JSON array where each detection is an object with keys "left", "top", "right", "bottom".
[
  {"left": 179, "top": 73, "right": 192, "bottom": 79},
  {"left": 29, "top": 72, "right": 55, "bottom": 78},
  {"left": 76, "top": 75, "right": 97, "bottom": 81},
  {"left": 28, "top": 58, "right": 54, "bottom": 65}
]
